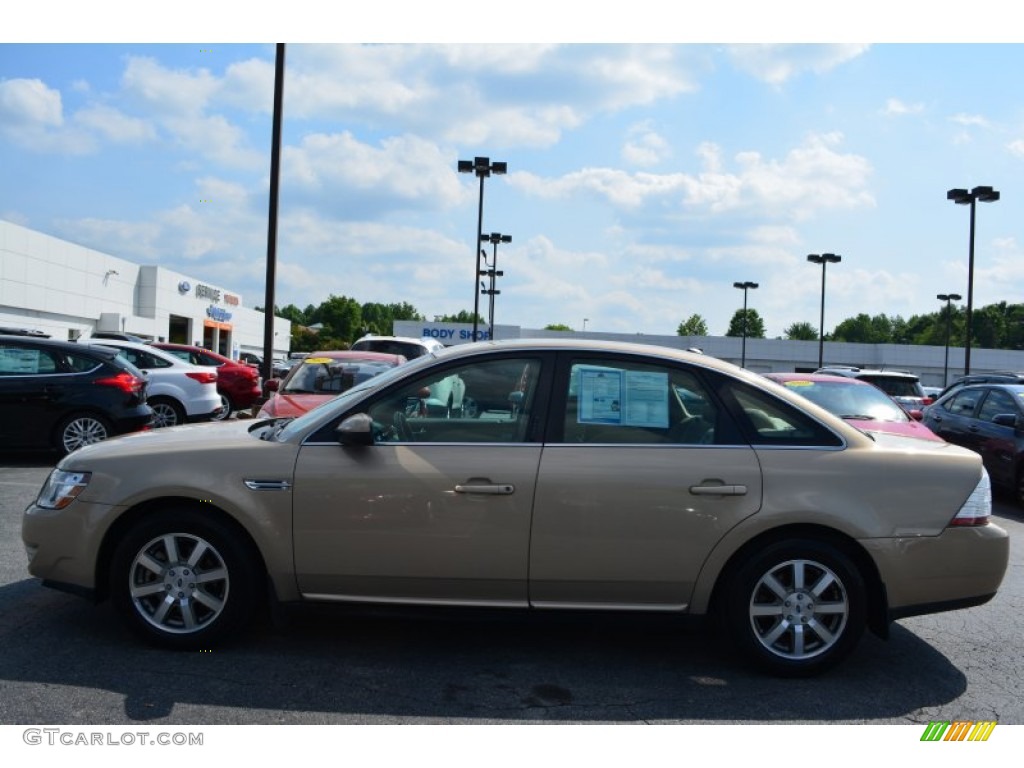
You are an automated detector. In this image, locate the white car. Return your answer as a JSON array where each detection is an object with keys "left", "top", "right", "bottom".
[
  {"left": 79, "top": 340, "right": 221, "bottom": 427},
  {"left": 350, "top": 334, "right": 444, "bottom": 359}
]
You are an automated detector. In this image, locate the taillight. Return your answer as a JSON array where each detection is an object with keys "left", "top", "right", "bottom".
[
  {"left": 186, "top": 371, "right": 218, "bottom": 384},
  {"left": 949, "top": 471, "right": 991, "bottom": 527},
  {"left": 95, "top": 372, "right": 144, "bottom": 394}
]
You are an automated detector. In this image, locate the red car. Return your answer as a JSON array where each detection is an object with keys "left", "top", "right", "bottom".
[
  {"left": 763, "top": 372, "right": 943, "bottom": 442},
  {"left": 151, "top": 343, "right": 262, "bottom": 420},
  {"left": 258, "top": 350, "right": 406, "bottom": 418}
]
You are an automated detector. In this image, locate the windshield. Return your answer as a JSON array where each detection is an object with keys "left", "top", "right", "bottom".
[
  {"left": 274, "top": 351, "right": 438, "bottom": 441},
  {"left": 779, "top": 379, "right": 909, "bottom": 422},
  {"left": 281, "top": 356, "right": 400, "bottom": 395}
]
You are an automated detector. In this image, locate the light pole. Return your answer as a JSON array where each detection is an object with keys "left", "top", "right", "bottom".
[
  {"left": 458, "top": 157, "right": 507, "bottom": 342},
  {"left": 807, "top": 253, "right": 841, "bottom": 369},
  {"left": 947, "top": 186, "right": 1000, "bottom": 375},
  {"left": 732, "top": 281, "right": 758, "bottom": 368},
  {"left": 937, "top": 293, "right": 962, "bottom": 387},
  {"left": 583, "top": 318, "right": 589, "bottom": 331},
  {"left": 480, "top": 232, "right": 510, "bottom": 335}
]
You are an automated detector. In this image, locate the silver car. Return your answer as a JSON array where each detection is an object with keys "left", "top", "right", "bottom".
[{"left": 23, "top": 339, "right": 1008, "bottom": 676}]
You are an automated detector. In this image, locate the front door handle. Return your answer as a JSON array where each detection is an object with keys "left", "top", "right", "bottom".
[{"left": 689, "top": 483, "right": 748, "bottom": 496}]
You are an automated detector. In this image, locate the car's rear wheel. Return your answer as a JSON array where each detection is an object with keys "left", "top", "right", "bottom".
[
  {"left": 149, "top": 397, "right": 186, "bottom": 428},
  {"left": 56, "top": 412, "right": 111, "bottom": 455},
  {"left": 110, "top": 509, "right": 260, "bottom": 649},
  {"left": 210, "top": 393, "right": 232, "bottom": 421},
  {"left": 723, "top": 539, "right": 866, "bottom": 677}
]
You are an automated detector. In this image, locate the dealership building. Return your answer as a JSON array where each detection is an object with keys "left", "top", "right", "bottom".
[{"left": 0, "top": 220, "right": 290, "bottom": 361}]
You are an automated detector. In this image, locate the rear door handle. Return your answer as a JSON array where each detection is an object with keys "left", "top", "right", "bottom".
[
  {"left": 690, "top": 484, "right": 748, "bottom": 496},
  {"left": 454, "top": 483, "right": 515, "bottom": 495}
]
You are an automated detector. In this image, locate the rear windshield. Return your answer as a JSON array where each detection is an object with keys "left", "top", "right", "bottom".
[
  {"left": 351, "top": 340, "right": 427, "bottom": 358},
  {"left": 858, "top": 375, "right": 922, "bottom": 398}
]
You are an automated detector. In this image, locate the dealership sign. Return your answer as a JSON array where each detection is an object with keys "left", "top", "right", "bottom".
[{"left": 206, "top": 306, "right": 232, "bottom": 322}]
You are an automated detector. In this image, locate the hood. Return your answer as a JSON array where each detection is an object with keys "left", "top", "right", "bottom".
[{"left": 258, "top": 392, "right": 332, "bottom": 418}]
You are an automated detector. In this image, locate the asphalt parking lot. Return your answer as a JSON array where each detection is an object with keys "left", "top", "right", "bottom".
[{"left": 0, "top": 449, "right": 1021, "bottom": 726}]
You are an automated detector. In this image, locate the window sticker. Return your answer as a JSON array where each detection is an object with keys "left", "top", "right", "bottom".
[
  {"left": 0, "top": 348, "right": 41, "bottom": 373},
  {"left": 577, "top": 367, "right": 669, "bottom": 428}
]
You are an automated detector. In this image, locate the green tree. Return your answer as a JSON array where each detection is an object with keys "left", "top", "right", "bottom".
[
  {"left": 437, "top": 310, "right": 485, "bottom": 324},
  {"left": 725, "top": 309, "right": 766, "bottom": 339},
  {"left": 310, "top": 295, "right": 363, "bottom": 342},
  {"left": 544, "top": 323, "right": 573, "bottom": 331},
  {"left": 784, "top": 321, "right": 818, "bottom": 341},
  {"left": 676, "top": 314, "right": 709, "bottom": 336}
]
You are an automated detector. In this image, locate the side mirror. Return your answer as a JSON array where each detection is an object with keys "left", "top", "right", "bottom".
[
  {"left": 264, "top": 378, "right": 279, "bottom": 392},
  {"left": 336, "top": 413, "right": 374, "bottom": 446},
  {"left": 908, "top": 408, "right": 923, "bottom": 422}
]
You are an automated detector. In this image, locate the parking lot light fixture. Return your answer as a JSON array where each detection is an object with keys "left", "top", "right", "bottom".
[
  {"left": 732, "top": 281, "right": 758, "bottom": 368},
  {"left": 937, "top": 292, "right": 963, "bottom": 387},
  {"left": 458, "top": 157, "right": 507, "bottom": 342},
  {"left": 807, "top": 253, "right": 842, "bottom": 369},
  {"left": 947, "top": 186, "right": 1000, "bottom": 375},
  {"left": 479, "top": 232, "right": 510, "bottom": 334}
]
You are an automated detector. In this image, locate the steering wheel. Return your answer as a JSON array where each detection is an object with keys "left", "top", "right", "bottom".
[{"left": 392, "top": 410, "right": 413, "bottom": 442}]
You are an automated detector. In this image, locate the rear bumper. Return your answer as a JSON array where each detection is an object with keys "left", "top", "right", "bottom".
[{"left": 863, "top": 522, "right": 1009, "bottom": 614}]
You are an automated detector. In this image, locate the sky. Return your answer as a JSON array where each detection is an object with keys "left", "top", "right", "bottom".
[{"left": 2, "top": 7, "right": 1023, "bottom": 340}]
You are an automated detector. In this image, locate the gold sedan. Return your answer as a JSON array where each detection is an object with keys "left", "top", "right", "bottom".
[{"left": 23, "top": 339, "right": 1008, "bottom": 676}]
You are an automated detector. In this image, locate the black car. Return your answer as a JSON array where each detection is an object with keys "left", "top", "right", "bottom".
[
  {"left": 936, "top": 371, "right": 1024, "bottom": 401},
  {"left": 0, "top": 335, "right": 153, "bottom": 455},
  {"left": 922, "top": 383, "right": 1024, "bottom": 505}
]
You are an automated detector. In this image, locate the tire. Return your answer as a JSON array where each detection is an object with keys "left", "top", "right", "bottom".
[
  {"left": 723, "top": 538, "right": 866, "bottom": 677},
  {"left": 110, "top": 508, "right": 261, "bottom": 649},
  {"left": 210, "top": 393, "right": 232, "bottom": 421},
  {"left": 149, "top": 397, "right": 186, "bottom": 428},
  {"left": 56, "top": 412, "right": 111, "bottom": 455}
]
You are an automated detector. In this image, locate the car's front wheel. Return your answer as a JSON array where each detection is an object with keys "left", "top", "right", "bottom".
[
  {"left": 110, "top": 509, "right": 261, "bottom": 649},
  {"left": 723, "top": 538, "right": 866, "bottom": 677}
]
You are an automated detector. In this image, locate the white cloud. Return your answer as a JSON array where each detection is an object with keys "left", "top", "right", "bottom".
[
  {"left": 1007, "top": 139, "right": 1024, "bottom": 158},
  {"left": 622, "top": 122, "right": 671, "bottom": 167},
  {"left": 726, "top": 44, "right": 870, "bottom": 86},
  {"left": 950, "top": 113, "right": 990, "bottom": 128},
  {"left": 512, "top": 132, "right": 874, "bottom": 219},
  {"left": 882, "top": 98, "right": 924, "bottom": 115},
  {"left": 74, "top": 104, "right": 155, "bottom": 143},
  {"left": 283, "top": 131, "right": 465, "bottom": 209},
  {"left": 0, "top": 78, "right": 63, "bottom": 127}
]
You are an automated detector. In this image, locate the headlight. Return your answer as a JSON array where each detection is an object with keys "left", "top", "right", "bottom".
[{"left": 34, "top": 470, "right": 92, "bottom": 510}]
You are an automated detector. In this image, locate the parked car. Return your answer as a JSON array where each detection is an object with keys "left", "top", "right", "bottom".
[
  {"left": 86, "top": 331, "right": 148, "bottom": 343},
  {"left": 238, "top": 352, "right": 262, "bottom": 368},
  {"left": 922, "top": 383, "right": 1024, "bottom": 505},
  {"left": 78, "top": 340, "right": 221, "bottom": 427},
  {"left": 814, "top": 366, "right": 931, "bottom": 414},
  {"left": 763, "top": 373, "right": 943, "bottom": 442},
  {"left": 1, "top": 334, "right": 152, "bottom": 454},
  {"left": 151, "top": 343, "right": 262, "bottom": 420},
  {"left": 350, "top": 334, "right": 444, "bottom": 359},
  {"left": 23, "top": 339, "right": 1007, "bottom": 677},
  {"left": 936, "top": 371, "right": 1024, "bottom": 401},
  {"left": 259, "top": 351, "right": 406, "bottom": 418}
]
